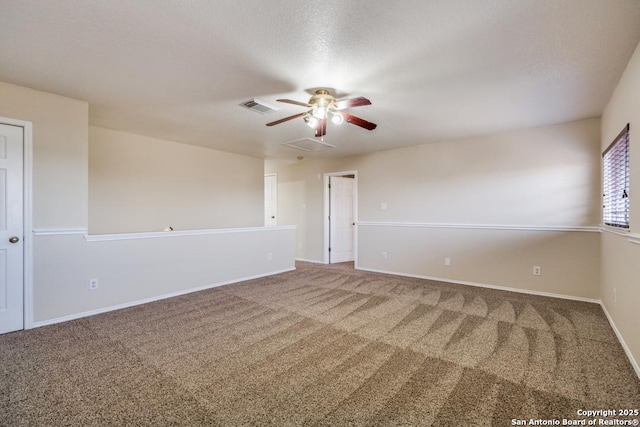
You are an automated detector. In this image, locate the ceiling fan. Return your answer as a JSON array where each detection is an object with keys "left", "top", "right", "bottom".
[{"left": 266, "top": 89, "right": 377, "bottom": 138}]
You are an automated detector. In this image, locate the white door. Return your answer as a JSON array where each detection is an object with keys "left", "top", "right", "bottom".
[
  {"left": 329, "top": 176, "right": 354, "bottom": 263},
  {"left": 0, "top": 124, "right": 24, "bottom": 334},
  {"left": 264, "top": 173, "right": 277, "bottom": 226}
]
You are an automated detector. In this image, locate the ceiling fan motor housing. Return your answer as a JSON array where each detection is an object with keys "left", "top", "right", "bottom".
[{"left": 309, "top": 89, "right": 335, "bottom": 110}]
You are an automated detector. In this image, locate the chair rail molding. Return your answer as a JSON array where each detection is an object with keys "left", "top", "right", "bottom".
[{"left": 357, "top": 221, "right": 600, "bottom": 233}]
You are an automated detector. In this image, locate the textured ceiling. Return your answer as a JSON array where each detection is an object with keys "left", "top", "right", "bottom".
[{"left": 1, "top": 0, "right": 640, "bottom": 160}]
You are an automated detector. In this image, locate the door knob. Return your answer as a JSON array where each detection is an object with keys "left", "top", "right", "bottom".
[{"left": 9, "top": 236, "right": 19, "bottom": 243}]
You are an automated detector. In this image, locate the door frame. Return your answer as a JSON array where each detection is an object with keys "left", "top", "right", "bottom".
[
  {"left": 323, "top": 170, "right": 357, "bottom": 266},
  {"left": 1, "top": 116, "right": 34, "bottom": 330}
]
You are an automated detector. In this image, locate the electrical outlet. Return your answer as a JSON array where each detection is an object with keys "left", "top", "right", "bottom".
[
  {"left": 382, "top": 251, "right": 387, "bottom": 259},
  {"left": 445, "top": 257, "right": 451, "bottom": 266},
  {"left": 89, "top": 278, "right": 99, "bottom": 291},
  {"left": 533, "top": 266, "right": 541, "bottom": 276},
  {"left": 267, "top": 252, "right": 273, "bottom": 261}
]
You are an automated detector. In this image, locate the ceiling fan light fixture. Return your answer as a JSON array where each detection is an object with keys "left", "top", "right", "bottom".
[
  {"left": 266, "top": 88, "right": 376, "bottom": 136},
  {"left": 304, "top": 115, "right": 319, "bottom": 129},
  {"left": 313, "top": 106, "right": 327, "bottom": 119}
]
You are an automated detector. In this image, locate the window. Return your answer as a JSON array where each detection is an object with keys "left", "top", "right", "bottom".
[{"left": 603, "top": 124, "right": 630, "bottom": 229}]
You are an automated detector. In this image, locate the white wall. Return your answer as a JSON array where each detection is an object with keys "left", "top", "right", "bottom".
[
  {"left": 269, "top": 118, "right": 602, "bottom": 299},
  {"left": 0, "top": 81, "right": 88, "bottom": 228},
  {"left": 358, "top": 225, "right": 599, "bottom": 299},
  {"left": 0, "top": 81, "right": 295, "bottom": 326},
  {"left": 357, "top": 119, "right": 601, "bottom": 226},
  {"left": 33, "top": 227, "right": 295, "bottom": 324},
  {"left": 600, "top": 39, "right": 640, "bottom": 374},
  {"left": 89, "top": 126, "right": 264, "bottom": 233},
  {"left": 267, "top": 157, "right": 356, "bottom": 262}
]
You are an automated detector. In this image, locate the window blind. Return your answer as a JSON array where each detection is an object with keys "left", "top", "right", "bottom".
[{"left": 603, "top": 124, "right": 630, "bottom": 229}]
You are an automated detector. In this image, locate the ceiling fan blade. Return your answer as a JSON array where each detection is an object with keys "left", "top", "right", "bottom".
[
  {"left": 277, "top": 99, "right": 311, "bottom": 108},
  {"left": 341, "top": 112, "right": 377, "bottom": 131},
  {"left": 315, "top": 118, "right": 327, "bottom": 137},
  {"left": 265, "top": 112, "right": 306, "bottom": 127},
  {"left": 331, "top": 96, "right": 372, "bottom": 110}
]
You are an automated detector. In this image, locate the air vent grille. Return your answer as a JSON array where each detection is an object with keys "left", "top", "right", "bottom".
[
  {"left": 240, "top": 98, "right": 279, "bottom": 114},
  {"left": 282, "top": 138, "right": 335, "bottom": 152}
]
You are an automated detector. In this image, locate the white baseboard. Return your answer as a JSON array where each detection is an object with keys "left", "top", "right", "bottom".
[
  {"left": 31, "top": 267, "right": 295, "bottom": 329},
  {"left": 356, "top": 266, "right": 600, "bottom": 304},
  {"left": 599, "top": 303, "right": 640, "bottom": 380},
  {"left": 295, "top": 258, "right": 326, "bottom": 264}
]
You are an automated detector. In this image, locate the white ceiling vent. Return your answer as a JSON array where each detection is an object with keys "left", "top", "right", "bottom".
[
  {"left": 240, "top": 98, "right": 279, "bottom": 114},
  {"left": 282, "top": 138, "right": 335, "bottom": 152}
]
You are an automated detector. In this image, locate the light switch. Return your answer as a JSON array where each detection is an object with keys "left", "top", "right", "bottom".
[{"left": 380, "top": 203, "right": 388, "bottom": 210}]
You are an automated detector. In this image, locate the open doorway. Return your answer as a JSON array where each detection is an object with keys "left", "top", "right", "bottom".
[{"left": 323, "top": 171, "right": 357, "bottom": 266}]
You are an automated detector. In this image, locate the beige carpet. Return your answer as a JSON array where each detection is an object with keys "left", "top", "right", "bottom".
[{"left": 1, "top": 261, "right": 639, "bottom": 426}]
